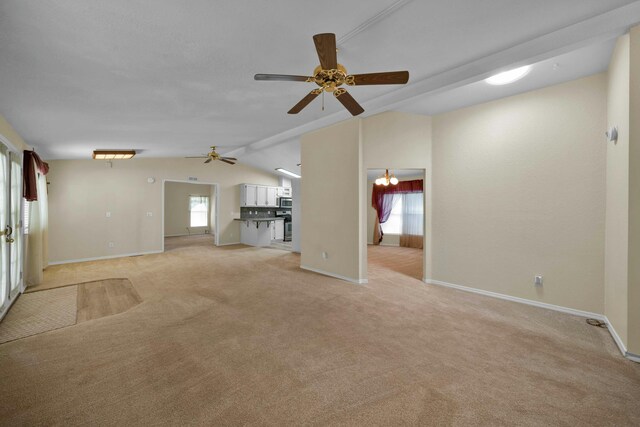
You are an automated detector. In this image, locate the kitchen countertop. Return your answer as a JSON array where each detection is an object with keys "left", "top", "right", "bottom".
[{"left": 234, "top": 217, "right": 283, "bottom": 222}]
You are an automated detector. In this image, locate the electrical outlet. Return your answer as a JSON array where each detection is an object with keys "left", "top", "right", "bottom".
[
  {"left": 106, "top": 211, "right": 111, "bottom": 218},
  {"left": 322, "top": 251, "right": 328, "bottom": 260},
  {"left": 108, "top": 242, "right": 115, "bottom": 248},
  {"left": 534, "top": 275, "right": 543, "bottom": 286},
  {"left": 146, "top": 212, "right": 153, "bottom": 217}
]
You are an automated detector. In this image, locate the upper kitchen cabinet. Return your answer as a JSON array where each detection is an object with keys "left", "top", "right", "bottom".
[
  {"left": 240, "top": 184, "right": 279, "bottom": 207},
  {"left": 241, "top": 184, "right": 258, "bottom": 207},
  {"left": 277, "top": 187, "right": 292, "bottom": 198}
]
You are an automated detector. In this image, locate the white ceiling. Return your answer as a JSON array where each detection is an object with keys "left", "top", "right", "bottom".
[{"left": 1, "top": 0, "right": 640, "bottom": 179}]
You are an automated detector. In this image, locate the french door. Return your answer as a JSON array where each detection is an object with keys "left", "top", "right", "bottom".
[{"left": 0, "top": 141, "right": 24, "bottom": 319}]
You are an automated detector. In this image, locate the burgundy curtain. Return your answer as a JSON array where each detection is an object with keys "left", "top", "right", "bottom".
[
  {"left": 23, "top": 150, "right": 49, "bottom": 201},
  {"left": 371, "top": 179, "right": 423, "bottom": 244}
]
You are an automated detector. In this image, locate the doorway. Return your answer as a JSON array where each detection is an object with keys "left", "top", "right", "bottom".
[
  {"left": 162, "top": 180, "right": 219, "bottom": 252},
  {"left": 367, "top": 168, "right": 425, "bottom": 280},
  {"left": 0, "top": 137, "right": 25, "bottom": 320}
]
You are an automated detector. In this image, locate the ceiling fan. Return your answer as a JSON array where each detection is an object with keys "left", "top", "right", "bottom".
[
  {"left": 186, "top": 146, "right": 237, "bottom": 165},
  {"left": 254, "top": 33, "right": 409, "bottom": 116}
]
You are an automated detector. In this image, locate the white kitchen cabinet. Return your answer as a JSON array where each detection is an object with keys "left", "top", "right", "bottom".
[
  {"left": 269, "top": 219, "right": 284, "bottom": 241},
  {"left": 274, "top": 219, "right": 284, "bottom": 240},
  {"left": 267, "top": 187, "right": 278, "bottom": 207},
  {"left": 256, "top": 186, "right": 268, "bottom": 206},
  {"left": 277, "top": 187, "right": 292, "bottom": 197},
  {"left": 241, "top": 184, "right": 258, "bottom": 207},
  {"left": 241, "top": 184, "right": 279, "bottom": 208}
]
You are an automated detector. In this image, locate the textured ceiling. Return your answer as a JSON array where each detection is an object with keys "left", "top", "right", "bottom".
[{"left": 1, "top": 0, "right": 639, "bottom": 178}]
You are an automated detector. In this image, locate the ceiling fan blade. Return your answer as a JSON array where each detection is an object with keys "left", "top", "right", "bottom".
[
  {"left": 220, "top": 157, "right": 237, "bottom": 161},
  {"left": 334, "top": 89, "right": 364, "bottom": 116},
  {"left": 254, "top": 74, "right": 312, "bottom": 82},
  {"left": 348, "top": 71, "right": 409, "bottom": 85},
  {"left": 313, "top": 33, "right": 337, "bottom": 70},
  {"left": 204, "top": 158, "right": 212, "bottom": 164},
  {"left": 288, "top": 90, "right": 321, "bottom": 114},
  {"left": 219, "top": 158, "right": 235, "bottom": 165}
]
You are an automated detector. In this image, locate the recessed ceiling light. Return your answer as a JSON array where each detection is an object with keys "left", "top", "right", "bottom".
[
  {"left": 276, "top": 168, "right": 301, "bottom": 178},
  {"left": 92, "top": 150, "right": 136, "bottom": 160},
  {"left": 485, "top": 65, "right": 531, "bottom": 85}
]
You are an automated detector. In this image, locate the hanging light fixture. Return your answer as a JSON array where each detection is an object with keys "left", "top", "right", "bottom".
[{"left": 375, "top": 169, "right": 398, "bottom": 186}]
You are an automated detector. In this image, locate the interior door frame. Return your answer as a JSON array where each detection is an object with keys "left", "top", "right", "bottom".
[
  {"left": 161, "top": 179, "right": 220, "bottom": 252},
  {"left": 0, "top": 133, "right": 26, "bottom": 321}
]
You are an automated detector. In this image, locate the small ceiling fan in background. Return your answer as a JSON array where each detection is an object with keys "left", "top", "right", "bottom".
[
  {"left": 186, "top": 146, "right": 237, "bottom": 165},
  {"left": 254, "top": 33, "right": 409, "bottom": 116}
]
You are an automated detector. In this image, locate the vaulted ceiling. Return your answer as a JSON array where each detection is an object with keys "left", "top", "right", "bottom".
[{"left": 1, "top": 1, "right": 640, "bottom": 178}]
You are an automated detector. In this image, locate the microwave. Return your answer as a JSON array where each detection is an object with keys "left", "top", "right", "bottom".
[{"left": 279, "top": 197, "right": 292, "bottom": 208}]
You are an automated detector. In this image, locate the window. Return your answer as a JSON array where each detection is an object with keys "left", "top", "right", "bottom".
[
  {"left": 23, "top": 200, "right": 30, "bottom": 235},
  {"left": 189, "top": 195, "right": 209, "bottom": 227},
  {"left": 381, "top": 196, "right": 402, "bottom": 235},
  {"left": 380, "top": 193, "right": 424, "bottom": 235}
]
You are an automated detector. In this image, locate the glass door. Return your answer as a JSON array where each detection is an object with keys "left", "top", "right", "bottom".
[
  {"left": 0, "top": 141, "right": 24, "bottom": 318},
  {"left": 0, "top": 143, "right": 8, "bottom": 312},
  {"left": 9, "top": 151, "right": 23, "bottom": 298}
]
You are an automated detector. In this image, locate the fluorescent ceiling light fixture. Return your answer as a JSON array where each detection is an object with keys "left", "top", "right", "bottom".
[
  {"left": 275, "top": 168, "right": 301, "bottom": 178},
  {"left": 485, "top": 65, "right": 531, "bottom": 85},
  {"left": 92, "top": 150, "right": 136, "bottom": 160}
]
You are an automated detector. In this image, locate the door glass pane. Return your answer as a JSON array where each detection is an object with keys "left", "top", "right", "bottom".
[
  {"left": 9, "top": 152, "right": 22, "bottom": 294},
  {"left": 0, "top": 146, "right": 7, "bottom": 303}
]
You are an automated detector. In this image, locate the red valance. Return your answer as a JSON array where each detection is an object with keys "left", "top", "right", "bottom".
[
  {"left": 371, "top": 179, "right": 423, "bottom": 205},
  {"left": 23, "top": 150, "right": 49, "bottom": 201}
]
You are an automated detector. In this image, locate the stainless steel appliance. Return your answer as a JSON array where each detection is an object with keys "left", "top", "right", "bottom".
[
  {"left": 275, "top": 210, "right": 292, "bottom": 242},
  {"left": 279, "top": 197, "right": 292, "bottom": 208}
]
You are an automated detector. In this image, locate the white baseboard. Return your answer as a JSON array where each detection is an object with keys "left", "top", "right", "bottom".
[
  {"left": 165, "top": 232, "right": 211, "bottom": 237},
  {"left": 301, "top": 265, "right": 368, "bottom": 284},
  {"left": 604, "top": 316, "right": 640, "bottom": 363},
  {"left": 425, "top": 279, "right": 604, "bottom": 319},
  {"left": 217, "top": 241, "right": 242, "bottom": 246},
  {"left": 425, "top": 279, "right": 640, "bottom": 363},
  {"left": 48, "top": 250, "right": 163, "bottom": 266}
]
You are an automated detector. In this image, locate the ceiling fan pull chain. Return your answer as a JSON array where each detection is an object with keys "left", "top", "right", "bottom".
[{"left": 322, "top": 91, "right": 325, "bottom": 111}]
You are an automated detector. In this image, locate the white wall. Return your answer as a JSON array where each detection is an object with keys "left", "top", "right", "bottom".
[
  {"left": 605, "top": 34, "right": 630, "bottom": 347},
  {"left": 47, "top": 158, "right": 278, "bottom": 262},
  {"left": 432, "top": 74, "right": 607, "bottom": 314},
  {"left": 291, "top": 179, "right": 301, "bottom": 253},
  {"left": 362, "top": 112, "right": 432, "bottom": 280},
  {"left": 301, "top": 119, "right": 363, "bottom": 282},
  {"left": 164, "top": 181, "right": 213, "bottom": 236},
  {"left": 627, "top": 26, "right": 640, "bottom": 355}
]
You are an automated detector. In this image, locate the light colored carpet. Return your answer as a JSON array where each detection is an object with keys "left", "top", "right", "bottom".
[
  {"left": 1, "top": 279, "right": 141, "bottom": 344},
  {"left": 164, "top": 234, "right": 215, "bottom": 251},
  {"left": 1, "top": 244, "right": 639, "bottom": 425},
  {"left": 0, "top": 286, "right": 77, "bottom": 344}
]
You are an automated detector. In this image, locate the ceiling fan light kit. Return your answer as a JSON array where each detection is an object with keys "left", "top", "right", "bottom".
[
  {"left": 185, "top": 146, "right": 237, "bottom": 165},
  {"left": 255, "top": 33, "right": 409, "bottom": 116},
  {"left": 375, "top": 169, "right": 398, "bottom": 186}
]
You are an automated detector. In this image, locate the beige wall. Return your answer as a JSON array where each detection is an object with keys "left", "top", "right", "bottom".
[
  {"left": 0, "top": 115, "right": 29, "bottom": 151},
  {"left": 605, "top": 34, "right": 630, "bottom": 346},
  {"left": 432, "top": 74, "right": 607, "bottom": 313},
  {"left": 362, "top": 112, "right": 432, "bottom": 280},
  {"left": 164, "top": 181, "right": 214, "bottom": 236},
  {"left": 300, "top": 119, "right": 363, "bottom": 281},
  {"left": 628, "top": 26, "right": 640, "bottom": 355},
  {"left": 47, "top": 158, "right": 278, "bottom": 262}
]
